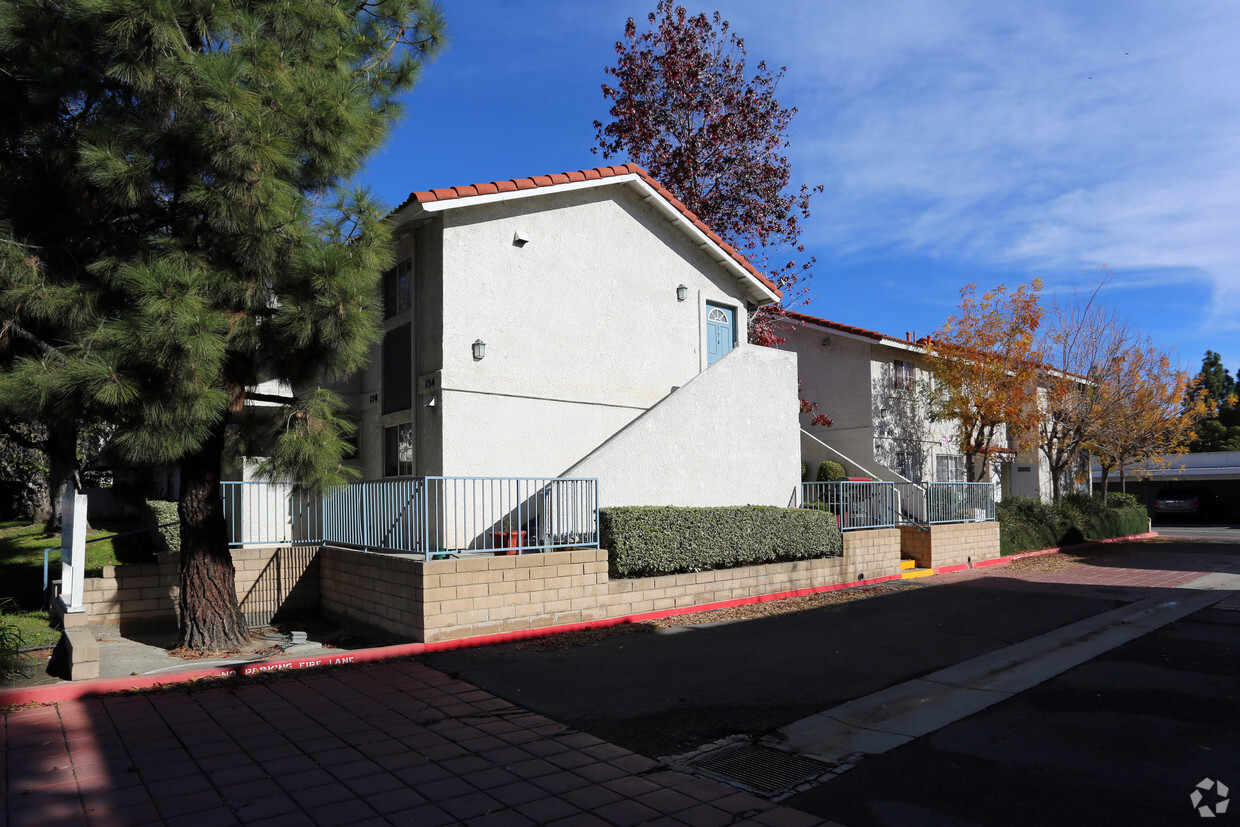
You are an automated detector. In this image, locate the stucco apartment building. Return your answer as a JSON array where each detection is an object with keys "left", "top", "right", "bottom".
[
  {"left": 328, "top": 164, "right": 802, "bottom": 508},
  {"left": 785, "top": 310, "right": 1051, "bottom": 499}
]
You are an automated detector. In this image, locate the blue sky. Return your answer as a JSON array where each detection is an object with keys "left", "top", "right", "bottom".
[{"left": 359, "top": 0, "right": 1240, "bottom": 374}]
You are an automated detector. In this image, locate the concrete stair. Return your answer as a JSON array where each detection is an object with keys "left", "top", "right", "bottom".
[{"left": 899, "top": 558, "right": 934, "bottom": 580}]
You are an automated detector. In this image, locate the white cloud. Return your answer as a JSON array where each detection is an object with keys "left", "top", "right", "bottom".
[{"left": 715, "top": 0, "right": 1240, "bottom": 309}]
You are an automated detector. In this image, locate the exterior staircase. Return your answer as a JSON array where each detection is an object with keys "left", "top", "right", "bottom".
[{"left": 899, "top": 558, "right": 934, "bottom": 580}]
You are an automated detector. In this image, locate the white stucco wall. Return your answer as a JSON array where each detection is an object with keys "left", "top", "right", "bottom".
[
  {"left": 785, "top": 324, "right": 876, "bottom": 476},
  {"left": 563, "top": 344, "right": 801, "bottom": 507},
  {"left": 867, "top": 352, "right": 961, "bottom": 482},
  {"left": 433, "top": 185, "right": 761, "bottom": 478}
]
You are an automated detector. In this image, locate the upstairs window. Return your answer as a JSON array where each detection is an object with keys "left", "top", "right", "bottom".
[
  {"left": 383, "top": 258, "right": 412, "bottom": 318},
  {"left": 382, "top": 323, "right": 412, "bottom": 414},
  {"left": 893, "top": 360, "right": 914, "bottom": 391}
]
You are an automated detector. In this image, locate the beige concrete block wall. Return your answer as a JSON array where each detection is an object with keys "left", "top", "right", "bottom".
[
  {"left": 233, "top": 546, "right": 320, "bottom": 626},
  {"left": 80, "top": 545, "right": 317, "bottom": 629},
  {"left": 899, "top": 525, "right": 933, "bottom": 568},
  {"left": 361, "top": 527, "right": 904, "bottom": 643},
  {"left": 900, "top": 522, "right": 1000, "bottom": 569},
  {"left": 319, "top": 547, "right": 424, "bottom": 639},
  {"left": 81, "top": 560, "right": 179, "bottom": 627},
  {"left": 841, "top": 528, "right": 902, "bottom": 582}
]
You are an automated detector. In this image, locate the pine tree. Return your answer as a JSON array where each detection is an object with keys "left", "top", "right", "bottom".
[
  {"left": 1187, "top": 350, "right": 1240, "bottom": 451},
  {"left": 0, "top": 0, "right": 445, "bottom": 650}
]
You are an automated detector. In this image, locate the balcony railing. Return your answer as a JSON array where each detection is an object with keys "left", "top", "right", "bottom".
[
  {"left": 801, "top": 481, "right": 896, "bottom": 530},
  {"left": 800, "top": 480, "right": 996, "bottom": 530},
  {"left": 222, "top": 476, "right": 600, "bottom": 558}
]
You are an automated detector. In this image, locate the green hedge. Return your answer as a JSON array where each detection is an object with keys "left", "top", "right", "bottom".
[
  {"left": 601, "top": 505, "right": 844, "bottom": 579},
  {"left": 997, "top": 493, "right": 1148, "bottom": 556},
  {"left": 140, "top": 499, "right": 181, "bottom": 555}
]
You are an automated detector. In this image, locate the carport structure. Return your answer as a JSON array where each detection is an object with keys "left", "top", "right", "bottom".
[{"left": 1093, "top": 450, "right": 1240, "bottom": 522}]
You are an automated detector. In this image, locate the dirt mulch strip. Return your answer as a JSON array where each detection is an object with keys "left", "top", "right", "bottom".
[
  {"left": 1003, "top": 541, "right": 1147, "bottom": 575},
  {"left": 513, "top": 580, "right": 931, "bottom": 651}
]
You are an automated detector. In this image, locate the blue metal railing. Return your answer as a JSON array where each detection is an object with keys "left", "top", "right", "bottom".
[
  {"left": 800, "top": 480, "right": 996, "bottom": 530},
  {"left": 801, "top": 481, "right": 896, "bottom": 531},
  {"left": 221, "top": 476, "right": 600, "bottom": 558},
  {"left": 925, "top": 481, "right": 997, "bottom": 523}
]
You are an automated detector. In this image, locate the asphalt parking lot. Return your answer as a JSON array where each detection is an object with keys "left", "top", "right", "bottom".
[
  {"left": 424, "top": 539, "right": 1240, "bottom": 825},
  {"left": 422, "top": 579, "right": 1130, "bottom": 757},
  {"left": 785, "top": 605, "right": 1240, "bottom": 826}
]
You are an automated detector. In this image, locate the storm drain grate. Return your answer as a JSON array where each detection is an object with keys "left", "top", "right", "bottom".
[{"left": 687, "top": 743, "right": 832, "bottom": 796}]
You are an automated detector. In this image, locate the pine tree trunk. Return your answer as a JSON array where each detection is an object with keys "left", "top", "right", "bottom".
[
  {"left": 42, "top": 422, "right": 79, "bottom": 532},
  {"left": 28, "top": 465, "right": 52, "bottom": 528},
  {"left": 176, "top": 425, "right": 248, "bottom": 651}
]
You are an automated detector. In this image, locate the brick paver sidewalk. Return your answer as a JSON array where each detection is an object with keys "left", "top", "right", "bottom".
[
  {"left": 937, "top": 542, "right": 1240, "bottom": 600},
  {"left": 3, "top": 660, "right": 830, "bottom": 826}
]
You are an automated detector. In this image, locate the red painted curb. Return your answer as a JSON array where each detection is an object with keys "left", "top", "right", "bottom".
[{"left": 1, "top": 570, "right": 906, "bottom": 708}]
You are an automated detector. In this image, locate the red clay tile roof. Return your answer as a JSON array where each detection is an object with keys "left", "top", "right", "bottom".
[
  {"left": 394, "top": 163, "right": 780, "bottom": 300},
  {"left": 784, "top": 309, "right": 905, "bottom": 344}
]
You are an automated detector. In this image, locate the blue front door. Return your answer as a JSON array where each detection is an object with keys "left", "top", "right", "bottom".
[{"left": 706, "top": 303, "right": 735, "bottom": 366}]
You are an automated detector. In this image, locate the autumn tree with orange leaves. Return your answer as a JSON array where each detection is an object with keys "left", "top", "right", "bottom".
[
  {"left": 1089, "top": 342, "right": 1203, "bottom": 497},
  {"left": 925, "top": 281, "right": 1044, "bottom": 482}
]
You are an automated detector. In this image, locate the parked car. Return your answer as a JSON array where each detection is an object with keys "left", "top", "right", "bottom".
[{"left": 1154, "top": 489, "right": 1218, "bottom": 520}]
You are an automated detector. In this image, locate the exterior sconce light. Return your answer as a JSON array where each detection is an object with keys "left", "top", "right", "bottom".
[
  {"left": 676, "top": 284, "right": 688, "bottom": 302},
  {"left": 472, "top": 339, "right": 486, "bottom": 361}
]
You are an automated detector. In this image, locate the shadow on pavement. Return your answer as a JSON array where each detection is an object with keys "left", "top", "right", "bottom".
[{"left": 423, "top": 579, "right": 1142, "bottom": 758}]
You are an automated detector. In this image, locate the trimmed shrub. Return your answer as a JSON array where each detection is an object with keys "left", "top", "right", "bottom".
[
  {"left": 140, "top": 499, "right": 180, "bottom": 555},
  {"left": 816, "top": 461, "right": 846, "bottom": 482},
  {"left": 998, "top": 494, "right": 1147, "bottom": 556},
  {"left": 601, "top": 505, "right": 844, "bottom": 578},
  {"left": 1101, "top": 491, "right": 1141, "bottom": 510}
]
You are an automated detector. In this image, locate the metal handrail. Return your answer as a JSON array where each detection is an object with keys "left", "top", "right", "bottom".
[
  {"left": 800, "top": 480, "right": 996, "bottom": 530},
  {"left": 221, "top": 476, "right": 601, "bottom": 559}
]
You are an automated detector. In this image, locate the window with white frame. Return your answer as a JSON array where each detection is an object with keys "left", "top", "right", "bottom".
[
  {"left": 936, "top": 454, "right": 965, "bottom": 482},
  {"left": 893, "top": 359, "right": 914, "bottom": 391},
  {"left": 384, "top": 422, "right": 413, "bottom": 477}
]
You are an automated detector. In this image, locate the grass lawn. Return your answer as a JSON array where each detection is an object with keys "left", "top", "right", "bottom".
[{"left": 0, "top": 519, "right": 158, "bottom": 649}]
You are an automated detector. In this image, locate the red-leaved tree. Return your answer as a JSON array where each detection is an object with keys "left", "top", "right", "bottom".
[{"left": 593, "top": 1, "right": 822, "bottom": 350}]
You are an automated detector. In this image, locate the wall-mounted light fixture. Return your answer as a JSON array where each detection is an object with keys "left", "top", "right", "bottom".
[
  {"left": 472, "top": 339, "right": 486, "bottom": 361},
  {"left": 513, "top": 231, "right": 529, "bottom": 247},
  {"left": 676, "top": 284, "right": 688, "bottom": 302},
  {"left": 424, "top": 394, "right": 437, "bottom": 408}
]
